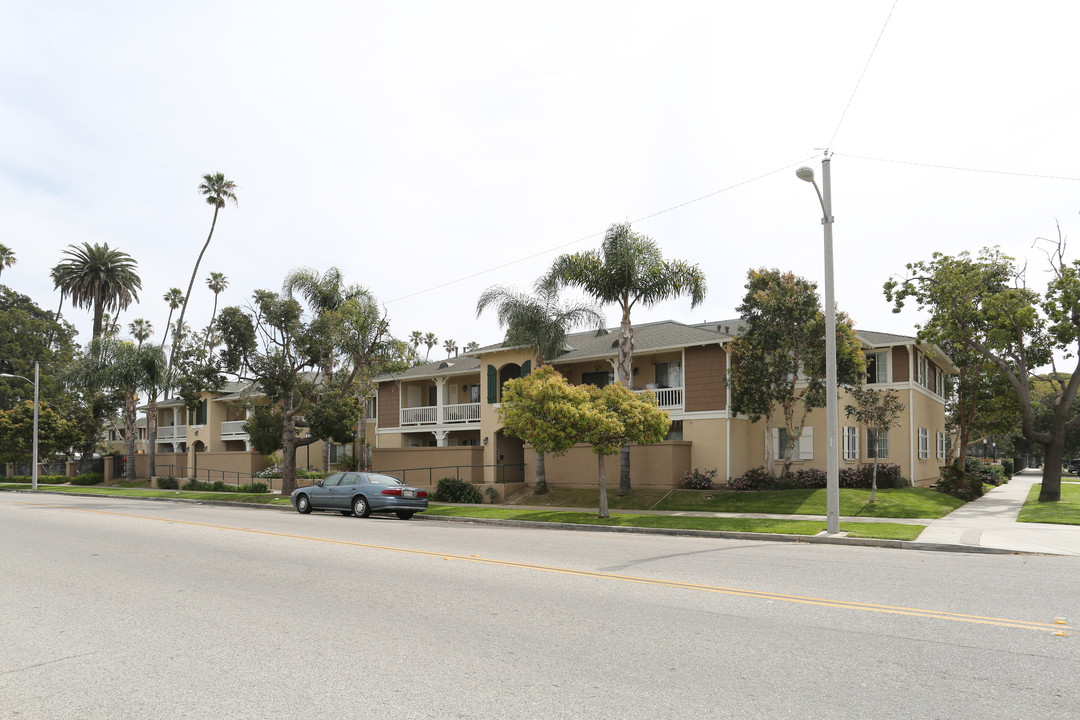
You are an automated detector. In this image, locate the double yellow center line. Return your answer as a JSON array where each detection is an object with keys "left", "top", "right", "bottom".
[{"left": 12, "top": 498, "right": 1074, "bottom": 637}]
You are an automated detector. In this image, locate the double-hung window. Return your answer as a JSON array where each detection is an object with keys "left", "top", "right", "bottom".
[
  {"left": 843, "top": 426, "right": 859, "bottom": 460},
  {"left": 936, "top": 431, "right": 946, "bottom": 460},
  {"left": 867, "top": 429, "right": 889, "bottom": 459},
  {"left": 866, "top": 351, "right": 888, "bottom": 384},
  {"left": 773, "top": 427, "right": 814, "bottom": 461},
  {"left": 918, "top": 428, "right": 929, "bottom": 459}
]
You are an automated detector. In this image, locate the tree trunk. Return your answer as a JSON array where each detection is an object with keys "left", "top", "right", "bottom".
[
  {"left": 617, "top": 310, "right": 634, "bottom": 495},
  {"left": 535, "top": 452, "right": 548, "bottom": 494},
  {"left": 148, "top": 396, "right": 158, "bottom": 479},
  {"left": 124, "top": 392, "right": 137, "bottom": 480},
  {"left": 597, "top": 452, "right": 609, "bottom": 518},
  {"left": 281, "top": 398, "right": 298, "bottom": 496},
  {"left": 171, "top": 205, "right": 220, "bottom": 375},
  {"left": 1039, "top": 433, "right": 1064, "bottom": 502}
]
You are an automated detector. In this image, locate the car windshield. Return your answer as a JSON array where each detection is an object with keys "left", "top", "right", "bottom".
[{"left": 364, "top": 473, "right": 405, "bottom": 486}]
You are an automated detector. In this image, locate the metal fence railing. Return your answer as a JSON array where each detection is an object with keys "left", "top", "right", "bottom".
[
  {"left": 156, "top": 464, "right": 266, "bottom": 491},
  {"left": 376, "top": 463, "right": 526, "bottom": 487}
]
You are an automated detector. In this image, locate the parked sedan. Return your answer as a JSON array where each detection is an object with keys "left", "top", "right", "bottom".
[{"left": 290, "top": 472, "right": 429, "bottom": 519}]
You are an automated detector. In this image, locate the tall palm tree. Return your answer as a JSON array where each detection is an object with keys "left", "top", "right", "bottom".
[
  {"left": 204, "top": 271, "right": 229, "bottom": 355},
  {"left": 542, "top": 222, "right": 707, "bottom": 495},
  {"left": 409, "top": 330, "right": 423, "bottom": 352},
  {"left": 129, "top": 318, "right": 153, "bottom": 347},
  {"left": 422, "top": 332, "right": 438, "bottom": 362},
  {"left": 0, "top": 243, "right": 15, "bottom": 280},
  {"left": 477, "top": 283, "right": 604, "bottom": 493},
  {"left": 159, "top": 288, "right": 184, "bottom": 349},
  {"left": 51, "top": 242, "right": 142, "bottom": 349},
  {"left": 443, "top": 339, "right": 458, "bottom": 358},
  {"left": 172, "top": 173, "right": 237, "bottom": 370}
]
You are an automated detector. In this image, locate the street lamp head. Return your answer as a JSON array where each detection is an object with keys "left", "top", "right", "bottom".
[{"left": 795, "top": 166, "right": 816, "bottom": 183}]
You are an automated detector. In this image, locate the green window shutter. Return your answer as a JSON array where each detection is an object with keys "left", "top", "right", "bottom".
[
  {"left": 197, "top": 400, "right": 207, "bottom": 425},
  {"left": 521, "top": 360, "right": 531, "bottom": 377},
  {"left": 487, "top": 365, "right": 497, "bottom": 403}
]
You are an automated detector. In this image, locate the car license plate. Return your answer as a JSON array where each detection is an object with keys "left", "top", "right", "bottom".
[{"left": 404, "top": 489, "right": 415, "bottom": 498}]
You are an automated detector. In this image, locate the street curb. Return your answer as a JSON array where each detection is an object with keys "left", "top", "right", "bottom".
[
  {"left": 415, "top": 513, "right": 1022, "bottom": 554},
  {"left": 0, "top": 487, "right": 1031, "bottom": 555}
]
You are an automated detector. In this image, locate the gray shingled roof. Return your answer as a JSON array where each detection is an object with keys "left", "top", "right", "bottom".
[{"left": 375, "top": 355, "right": 482, "bottom": 382}]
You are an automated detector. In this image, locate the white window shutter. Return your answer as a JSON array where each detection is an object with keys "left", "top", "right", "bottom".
[
  {"left": 799, "top": 427, "right": 814, "bottom": 460},
  {"left": 771, "top": 428, "right": 780, "bottom": 459},
  {"left": 842, "top": 427, "right": 850, "bottom": 459}
]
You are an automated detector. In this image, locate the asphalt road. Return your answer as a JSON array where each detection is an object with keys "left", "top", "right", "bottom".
[{"left": 2, "top": 493, "right": 1078, "bottom": 720}]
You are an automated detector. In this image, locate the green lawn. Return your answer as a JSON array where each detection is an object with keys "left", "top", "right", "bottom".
[
  {"left": 425, "top": 505, "right": 925, "bottom": 541},
  {"left": 0, "top": 483, "right": 292, "bottom": 506},
  {"left": 1018, "top": 483, "right": 1080, "bottom": 525},
  {"left": 511, "top": 486, "right": 962, "bottom": 519}
]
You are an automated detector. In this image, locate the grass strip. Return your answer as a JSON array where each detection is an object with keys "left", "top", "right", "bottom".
[
  {"left": 1017, "top": 483, "right": 1080, "bottom": 525},
  {"left": 425, "top": 505, "right": 924, "bottom": 540},
  {"left": 0, "top": 484, "right": 291, "bottom": 505}
]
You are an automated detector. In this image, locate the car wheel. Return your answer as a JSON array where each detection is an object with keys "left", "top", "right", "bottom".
[
  {"left": 295, "top": 494, "right": 312, "bottom": 514},
  {"left": 396, "top": 511, "right": 414, "bottom": 520},
  {"left": 352, "top": 496, "right": 371, "bottom": 518}
]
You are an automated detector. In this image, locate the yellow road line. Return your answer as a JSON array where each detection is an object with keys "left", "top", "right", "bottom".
[{"left": 7, "top": 498, "right": 1074, "bottom": 636}]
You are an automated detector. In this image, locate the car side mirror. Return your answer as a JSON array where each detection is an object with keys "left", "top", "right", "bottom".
[{"left": 315, "top": 480, "right": 324, "bottom": 487}]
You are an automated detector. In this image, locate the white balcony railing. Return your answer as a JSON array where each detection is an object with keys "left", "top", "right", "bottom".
[
  {"left": 442, "top": 402, "right": 481, "bottom": 423},
  {"left": 400, "top": 403, "right": 482, "bottom": 426},
  {"left": 221, "top": 420, "right": 249, "bottom": 437},
  {"left": 156, "top": 425, "right": 187, "bottom": 441},
  {"left": 636, "top": 387, "right": 684, "bottom": 410},
  {"left": 400, "top": 406, "right": 439, "bottom": 425}
]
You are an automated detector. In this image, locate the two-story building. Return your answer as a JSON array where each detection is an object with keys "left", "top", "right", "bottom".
[{"left": 369, "top": 319, "right": 954, "bottom": 495}]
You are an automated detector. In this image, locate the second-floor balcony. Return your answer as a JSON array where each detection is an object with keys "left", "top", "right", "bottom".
[
  {"left": 221, "top": 420, "right": 249, "bottom": 438},
  {"left": 157, "top": 425, "right": 187, "bottom": 441},
  {"left": 401, "top": 402, "right": 481, "bottom": 426},
  {"left": 636, "top": 386, "right": 684, "bottom": 411}
]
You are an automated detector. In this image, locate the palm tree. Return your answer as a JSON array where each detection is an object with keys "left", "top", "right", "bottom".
[
  {"left": 443, "top": 339, "right": 458, "bottom": 358},
  {"left": 409, "top": 330, "right": 423, "bottom": 352},
  {"left": 542, "top": 222, "right": 707, "bottom": 495},
  {"left": 422, "top": 332, "right": 438, "bottom": 362},
  {"left": 463, "top": 341, "right": 480, "bottom": 352},
  {"left": 172, "top": 173, "right": 237, "bottom": 370},
  {"left": 0, "top": 243, "right": 15, "bottom": 280},
  {"left": 100, "top": 313, "right": 121, "bottom": 338},
  {"left": 98, "top": 339, "right": 167, "bottom": 480},
  {"left": 204, "top": 272, "right": 229, "bottom": 355},
  {"left": 51, "top": 242, "right": 142, "bottom": 348},
  {"left": 477, "top": 283, "right": 604, "bottom": 493},
  {"left": 159, "top": 288, "right": 184, "bottom": 349},
  {"left": 129, "top": 318, "right": 153, "bottom": 347}
]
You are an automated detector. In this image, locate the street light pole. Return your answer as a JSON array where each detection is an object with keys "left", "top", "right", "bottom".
[
  {"left": 796, "top": 157, "right": 840, "bottom": 534},
  {"left": 1, "top": 362, "right": 40, "bottom": 490}
]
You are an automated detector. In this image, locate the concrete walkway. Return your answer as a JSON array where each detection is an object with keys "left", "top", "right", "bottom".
[{"left": 913, "top": 469, "right": 1080, "bottom": 556}]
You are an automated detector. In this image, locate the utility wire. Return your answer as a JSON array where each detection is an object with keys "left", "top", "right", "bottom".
[
  {"left": 386, "top": 155, "right": 821, "bottom": 305},
  {"left": 828, "top": 0, "right": 901, "bottom": 150},
  {"left": 833, "top": 152, "right": 1080, "bottom": 182}
]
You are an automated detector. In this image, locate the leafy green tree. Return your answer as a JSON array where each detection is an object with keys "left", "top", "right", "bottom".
[
  {"left": 498, "top": 366, "right": 592, "bottom": 494},
  {"left": 885, "top": 238, "right": 1080, "bottom": 501},
  {"left": 729, "top": 268, "right": 865, "bottom": 477},
  {"left": 478, "top": 283, "right": 604, "bottom": 492},
  {"left": 0, "top": 400, "right": 80, "bottom": 467},
  {"left": 50, "top": 242, "right": 142, "bottom": 347},
  {"left": 844, "top": 387, "right": 905, "bottom": 502},
  {"left": 172, "top": 173, "right": 237, "bottom": 375},
  {"left": 0, "top": 243, "right": 15, "bottom": 280},
  {"left": 943, "top": 341, "right": 1020, "bottom": 465},
  {"left": 580, "top": 383, "right": 670, "bottom": 517},
  {"left": 541, "top": 221, "right": 706, "bottom": 495},
  {"left": 0, "top": 286, "right": 78, "bottom": 413}
]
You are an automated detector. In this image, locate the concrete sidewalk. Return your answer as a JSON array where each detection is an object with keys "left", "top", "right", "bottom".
[{"left": 913, "top": 469, "right": 1080, "bottom": 556}]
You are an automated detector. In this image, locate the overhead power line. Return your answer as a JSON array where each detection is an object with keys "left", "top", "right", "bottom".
[
  {"left": 386, "top": 155, "right": 820, "bottom": 306},
  {"left": 833, "top": 152, "right": 1080, "bottom": 182}
]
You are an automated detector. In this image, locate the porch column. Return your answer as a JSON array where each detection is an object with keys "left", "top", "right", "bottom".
[
  {"left": 435, "top": 376, "right": 448, "bottom": 423},
  {"left": 433, "top": 430, "right": 448, "bottom": 447}
]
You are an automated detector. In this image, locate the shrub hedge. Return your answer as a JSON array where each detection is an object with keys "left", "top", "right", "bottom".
[
  {"left": 432, "top": 477, "right": 483, "bottom": 503},
  {"left": 728, "top": 463, "right": 908, "bottom": 491},
  {"left": 71, "top": 472, "right": 103, "bottom": 486},
  {"left": 681, "top": 468, "right": 717, "bottom": 490}
]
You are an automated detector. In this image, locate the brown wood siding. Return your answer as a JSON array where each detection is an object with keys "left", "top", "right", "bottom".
[
  {"left": 377, "top": 382, "right": 400, "bottom": 428},
  {"left": 892, "top": 346, "right": 909, "bottom": 382},
  {"left": 684, "top": 345, "right": 726, "bottom": 412}
]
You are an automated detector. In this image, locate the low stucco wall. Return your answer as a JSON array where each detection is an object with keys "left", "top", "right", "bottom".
[
  {"left": 372, "top": 446, "right": 486, "bottom": 488},
  {"left": 525, "top": 442, "right": 692, "bottom": 490}
]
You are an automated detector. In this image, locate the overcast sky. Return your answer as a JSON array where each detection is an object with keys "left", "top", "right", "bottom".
[{"left": 2, "top": 1, "right": 1078, "bottom": 362}]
